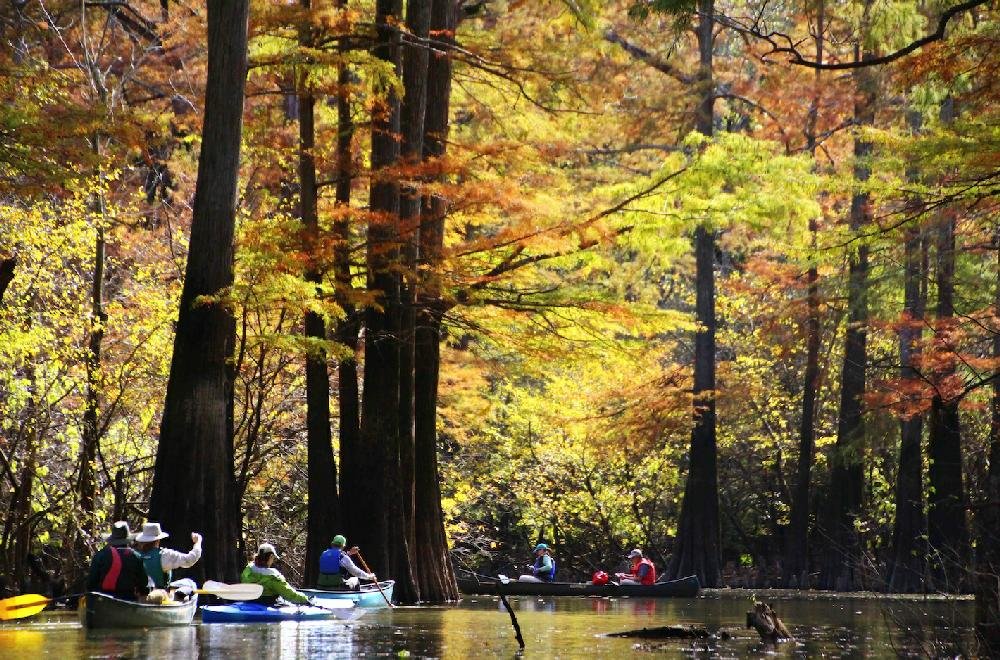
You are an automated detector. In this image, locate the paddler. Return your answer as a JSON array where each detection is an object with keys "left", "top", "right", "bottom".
[
  {"left": 615, "top": 548, "right": 656, "bottom": 585},
  {"left": 317, "top": 534, "right": 376, "bottom": 589},
  {"left": 85, "top": 521, "right": 148, "bottom": 600},
  {"left": 241, "top": 542, "right": 312, "bottom": 605},
  {"left": 133, "top": 521, "right": 202, "bottom": 593}
]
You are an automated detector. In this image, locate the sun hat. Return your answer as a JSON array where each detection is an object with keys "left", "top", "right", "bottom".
[
  {"left": 258, "top": 542, "right": 279, "bottom": 559},
  {"left": 104, "top": 521, "right": 135, "bottom": 547},
  {"left": 534, "top": 543, "right": 549, "bottom": 552},
  {"left": 332, "top": 535, "right": 347, "bottom": 547},
  {"left": 135, "top": 522, "right": 170, "bottom": 543},
  {"left": 628, "top": 549, "right": 643, "bottom": 559}
]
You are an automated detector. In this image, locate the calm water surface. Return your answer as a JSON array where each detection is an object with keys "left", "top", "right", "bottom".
[{"left": 0, "top": 592, "right": 974, "bottom": 658}]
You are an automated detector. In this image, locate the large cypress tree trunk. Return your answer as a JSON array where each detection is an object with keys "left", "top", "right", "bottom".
[
  {"left": 976, "top": 230, "right": 1000, "bottom": 654},
  {"left": 888, "top": 222, "right": 927, "bottom": 592},
  {"left": 397, "top": 0, "right": 432, "bottom": 591},
  {"left": 298, "top": 1, "right": 340, "bottom": 586},
  {"left": 666, "top": 0, "right": 720, "bottom": 588},
  {"left": 333, "top": 1, "right": 362, "bottom": 543},
  {"left": 819, "top": 44, "right": 874, "bottom": 592},
  {"left": 785, "top": 1, "right": 823, "bottom": 587},
  {"left": 411, "top": 0, "right": 459, "bottom": 602},
  {"left": 148, "top": 0, "right": 249, "bottom": 582},
  {"left": 927, "top": 200, "right": 970, "bottom": 591}
]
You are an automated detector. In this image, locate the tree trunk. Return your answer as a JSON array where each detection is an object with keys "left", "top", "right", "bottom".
[
  {"left": 927, "top": 198, "right": 970, "bottom": 591},
  {"left": 79, "top": 134, "right": 107, "bottom": 523},
  {"left": 298, "top": 2, "right": 340, "bottom": 585},
  {"left": 976, "top": 230, "right": 1000, "bottom": 654},
  {"left": 666, "top": 0, "right": 720, "bottom": 588},
  {"left": 148, "top": 0, "right": 249, "bottom": 583},
  {"left": 785, "top": 1, "right": 823, "bottom": 588},
  {"left": 410, "top": 0, "right": 460, "bottom": 602},
  {"left": 396, "top": 0, "right": 433, "bottom": 589},
  {"left": 888, "top": 111, "right": 927, "bottom": 593},
  {"left": 819, "top": 44, "right": 874, "bottom": 592}
]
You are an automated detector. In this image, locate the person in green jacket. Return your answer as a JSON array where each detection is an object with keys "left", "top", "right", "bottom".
[{"left": 240, "top": 543, "right": 311, "bottom": 605}]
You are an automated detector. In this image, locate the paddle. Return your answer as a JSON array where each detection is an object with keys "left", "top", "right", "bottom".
[
  {"left": 197, "top": 581, "right": 264, "bottom": 601},
  {"left": 355, "top": 551, "right": 393, "bottom": 608},
  {"left": 0, "top": 593, "right": 82, "bottom": 621}
]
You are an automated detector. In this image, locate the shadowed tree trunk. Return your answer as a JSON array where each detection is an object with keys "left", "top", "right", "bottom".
[
  {"left": 927, "top": 200, "right": 970, "bottom": 591},
  {"left": 888, "top": 110, "right": 927, "bottom": 593},
  {"left": 298, "top": 0, "right": 340, "bottom": 586},
  {"left": 888, "top": 222, "right": 927, "bottom": 592},
  {"left": 396, "top": 0, "right": 433, "bottom": 597},
  {"left": 147, "top": 0, "right": 249, "bottom": 582},
  {"left": 976, "top": 229, "right": 1000, "bottom": 654},
  {"left": 667, "top": 0, "right": 720, "bottom": 588},
  {"left": 819, "top": 40, "right": 875, "bottom": 592},
  {"left": 411, "top": 0, "right": 459, "bottom": 602},
  {"left": 785, "top": 0, "right": 823, "bottom": 588}
]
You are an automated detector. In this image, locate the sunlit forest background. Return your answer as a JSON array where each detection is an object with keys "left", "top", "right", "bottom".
[{"left": 1, "top": 0, "right": 999, "bottom": 643}]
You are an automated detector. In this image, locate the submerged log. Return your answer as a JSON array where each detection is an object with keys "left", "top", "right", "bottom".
[
  {"left": 746, "top": 602, "right": 792, "bottom": 641},
  {"left": 608, "top": 625, "right": 730, "bottom": 639}
]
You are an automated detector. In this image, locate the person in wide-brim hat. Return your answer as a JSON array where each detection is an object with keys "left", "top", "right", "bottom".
[
  {"left": 133, "top": 521, "right": 203, "bottom": 590},
  {"left": 87, "top": 521, "right": 147, "bottom": 600}
]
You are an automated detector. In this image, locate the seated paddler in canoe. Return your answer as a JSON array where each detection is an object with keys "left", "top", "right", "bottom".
[
  {"left": 241, "top": 542, "right": 313, "bottom": 605},
  {"left": 615, "top": 548, "right": 657, "bottom": 585},
  {"left": 86, "top": 521, "right": 149, "bottom": 601},
  {"left": 517, "top": 543, "right": 556, "bottom": 583},
  {"left": 134, "top": 521, "right": 202, "bottom": 602},
  {"left": 318, "top": 535, "right": 376, "bottom": 589}
]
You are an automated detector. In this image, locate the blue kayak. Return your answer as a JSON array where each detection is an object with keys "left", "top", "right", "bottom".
[
  {"left": 303, "top": 580, "right": 395, "bottom": 609},
  {"left": 201, "top": 600, "right": 355, "bottom": 623}
]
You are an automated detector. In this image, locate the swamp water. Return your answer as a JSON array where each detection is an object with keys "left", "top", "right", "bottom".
[{"left": 0, "top": 591, "right": 974, "bottom": 658}]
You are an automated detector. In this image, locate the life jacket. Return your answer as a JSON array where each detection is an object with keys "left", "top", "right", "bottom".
[
  {"left": 137, "top": 547, "right": 171, "bottom": 588},
  {"left": 533, "top": 554, "right": 556, "bottom": 581},
  {"left": 634, "top": 558, "right": 656, "bottom": 585},
  {"left": 319, "top": 547, "right": 346, "bottom": 577},
  {"left": 101, "top": 546, "right": 142, "bottom": 594}
]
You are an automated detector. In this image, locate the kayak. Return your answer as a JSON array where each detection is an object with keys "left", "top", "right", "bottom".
[
  {"left": 302, "top": 580, "right": 395, "bottom": 608},
  {"left": 200, "top": 600, "right": 356, "bottom": 623},
  {"left": 457, "top": 575, "right": 701, "bottom": 598},
  {"left": 78, "top": 592, "right": 198, "bottom": 628}
]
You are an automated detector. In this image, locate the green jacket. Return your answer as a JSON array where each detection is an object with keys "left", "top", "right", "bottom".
[{"left": 240, "top": 564, "right": 310, "bottom": 605}]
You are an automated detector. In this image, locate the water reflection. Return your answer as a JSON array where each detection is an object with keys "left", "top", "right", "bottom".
[{"left": 1, "top": 594, "right": 974, "bottom": 658}]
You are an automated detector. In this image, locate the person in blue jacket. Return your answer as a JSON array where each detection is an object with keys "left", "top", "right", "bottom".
[
  {"left": 317, "top": 535, "right": 375, "bottom": 589},
  {"left": 518, "top": 543, "right": 556, "bottom": 582}
]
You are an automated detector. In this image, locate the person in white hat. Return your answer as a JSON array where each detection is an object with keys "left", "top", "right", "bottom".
[
  {"left": 133, "top": 521, "right": 203, "bottom": 589},
  {"left": 615, "top": 548, "right": 657, "bottom": 585},
  {"left": 85, "top": 521, "right": 148, "bottom": 600},
  {"left": 240, "top": 542, "right": 311, "bottom": 605}
]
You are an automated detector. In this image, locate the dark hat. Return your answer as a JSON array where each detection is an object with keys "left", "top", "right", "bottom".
[{"left": 104, "top": 521, "right": 135, "bottom": 547}]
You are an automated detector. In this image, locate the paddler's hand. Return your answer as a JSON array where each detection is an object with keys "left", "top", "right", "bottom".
[
  {"left": 191, "top": 532, "right": 203, "bottom": 545},
  {"left": 347, "top": 546, "right": 360, "bottom": 556}
]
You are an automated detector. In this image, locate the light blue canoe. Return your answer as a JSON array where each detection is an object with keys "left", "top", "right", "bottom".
[
  {"left": 200, "top": 600, "right": 355, "bottom": 623},
  {"left": 303, "top": 580, "right": 395, "bottom": 608}
]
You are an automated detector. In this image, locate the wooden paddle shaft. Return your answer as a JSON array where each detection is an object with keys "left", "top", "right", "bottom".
[{"left": 355, "top": 552, "right": 393, "bottom": 607}]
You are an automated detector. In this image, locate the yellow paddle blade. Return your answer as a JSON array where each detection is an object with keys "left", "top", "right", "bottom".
[{"left": 0, "top": 594, "right": 50, "bottom": 621}]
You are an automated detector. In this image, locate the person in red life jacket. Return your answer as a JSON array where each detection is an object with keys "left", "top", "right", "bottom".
[
  {"left": 85, "top": 521, "right": 148, "bottom": 600},
  {"left": 133, "top": 521, "right": 202, "bottom": 596},
  {"left": 616, "top": 548, "right": 656, "bottom": 585}
]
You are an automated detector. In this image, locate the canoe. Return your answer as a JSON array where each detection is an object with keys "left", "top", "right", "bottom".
[
  {"left": 456, "top": 575, "right": 701, "bottom": 598},
  {"left": 200, "top": 600, "right": 356, "bottom": 623},
  {"left": 78, "top": 592, "right": 198, "bottom": 628},
  {"left": 302, "top": 580, "right": 395, "bottom": 608}
]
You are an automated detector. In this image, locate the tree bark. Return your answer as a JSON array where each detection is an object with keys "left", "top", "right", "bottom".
[
  {"left": 975, "top": 230, "right": 1000, "bottom": 654},
  {"left": 396, "top": 0, "right": 433, "bottom": 593},
  {"left": 818, "top": 43, "right": 874, "bottom": 592},
  {"left": 927, "top": 199, "right": 970, "bottom": 591},
  {"left": 148, "top": 0, "right": 249, "bottom": 583},
  {"left": 888, "top": 112, "right": 927, "bottom": 593},
  {"left": 785, "top": 0, "right": 823, "bottom": 587},
  {"left": 410, "top": 0, "right": 459, "bottom": 603},
  {"left": 667, "top": 0, "right": 720, "bottom": 588},
  {"left": 298, "top": 0, "right": 340, "bottom": 586}
]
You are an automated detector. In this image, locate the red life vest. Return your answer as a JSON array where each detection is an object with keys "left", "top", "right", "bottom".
[
  {"left": 633, "top": 558, "right": 656, "bottom": 585},
  {"left": 101, "top": 547, "right": 125, "bottom": 591}
]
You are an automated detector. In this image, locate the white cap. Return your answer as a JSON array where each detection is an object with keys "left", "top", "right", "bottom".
[
  {"left": 258, "top": 542, "right": 279, "bottom": 559},
  {"left": 628, "top": 549, "right": 643, "bottom": 559}
]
